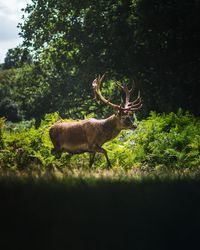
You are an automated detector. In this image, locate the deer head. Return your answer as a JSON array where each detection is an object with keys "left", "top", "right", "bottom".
[{"left": 92, "top": 74, "right": 142, "bottom": 130}]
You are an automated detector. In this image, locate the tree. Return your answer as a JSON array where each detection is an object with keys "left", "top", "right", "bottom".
[
  {"left": 0, "top": 69, "right": 22, "bottom": 121},
  {"left": 3, "top": 47, "right": 32, "bottom": 69},
  {"left": 18, "top": 0, "right": 200, "bottom": 117}
]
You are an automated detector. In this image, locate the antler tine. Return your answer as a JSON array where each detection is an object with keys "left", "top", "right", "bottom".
[
  {"left": 100, "top": 73, "right": 105, "bottom": 82},
  {"left": 92, "top": 74, "right": 121, "bottom": 111},
  {"left": 126, "top": 80, "right": 137, "bottom": 108},
  {"left": 124, "top": 85, "right": 131, "bottom": 108},
  {"left": 130, "top": 102, "right": 143, "bottom": 112},
  {"left": 116, "top": 81, "right": 133, "bottom": 108},
  {"left": 131, "top": 91, "right": 141, "bottom": 106},
  {"left": 125, "top": 88, "right": 142, "bottom": 113},
  {"left": 129, "top": 80, "right": 135, "bottom": 93},
  {"left": 128, "top": 91, "right": 142, "bottom": 112}
]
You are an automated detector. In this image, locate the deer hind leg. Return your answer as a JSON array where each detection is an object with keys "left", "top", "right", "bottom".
[
  {"left": 89, "top": 152, "right": 96, "bottom": 168},
  {"left": 96, "top": 146, "right": 111, "bottom": 168},
  {"left": 51, "top": 148, "right": 62, "bottom": 159}
]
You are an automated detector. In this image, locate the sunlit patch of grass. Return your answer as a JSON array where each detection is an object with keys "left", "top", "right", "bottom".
[{"left": 1, "top": 165, "right": 200, "bottom": 182}]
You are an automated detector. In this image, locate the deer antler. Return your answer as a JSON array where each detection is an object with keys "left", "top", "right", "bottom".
[
  {"left": 117, "top": 80, "right": 142, "bottom": 113},
  {"left": 92, "top": 74, "right": 121, "bottom": 111},
  {"left": 92, "top": 74, "right": 142, "bottom": 113},
  {"left": 117, "top": 80, "right": 135, "bottom": 109}
]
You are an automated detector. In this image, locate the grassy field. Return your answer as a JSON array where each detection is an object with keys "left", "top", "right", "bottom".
[{"left": 1, "top": 169, "right": 200, "bottom": 250}]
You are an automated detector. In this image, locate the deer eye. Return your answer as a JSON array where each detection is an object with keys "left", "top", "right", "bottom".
[{"left": 123, "top": 116, "right": 132, "bottom": 124}]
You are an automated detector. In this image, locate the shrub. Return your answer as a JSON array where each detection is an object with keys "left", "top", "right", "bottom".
[
  {"left": 0, "top": 109, "right": 200, "bottom": 171},
  {"left": 106, "top": 109, "right": 200, "bottom": 169},
  {"left": 0, "top": 113, "right": 59, "bottom": 170}
]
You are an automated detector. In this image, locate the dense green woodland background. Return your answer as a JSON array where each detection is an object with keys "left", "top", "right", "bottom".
[{"left": 0, "top": 0, "right": 200, "bottom": 122}]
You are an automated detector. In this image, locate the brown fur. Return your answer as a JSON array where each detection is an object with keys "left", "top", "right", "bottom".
[{"left": 49, "top": 114, "right": 136, "bottom": 167}]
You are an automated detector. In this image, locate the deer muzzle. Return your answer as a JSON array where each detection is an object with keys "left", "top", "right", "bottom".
[{"left": 132, "top": 123, "right": 137, "bottom": 129}]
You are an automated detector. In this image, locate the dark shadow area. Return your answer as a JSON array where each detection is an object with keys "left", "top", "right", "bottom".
[{"left": 0, "top": 177, "right": 200, "bottom": 250}]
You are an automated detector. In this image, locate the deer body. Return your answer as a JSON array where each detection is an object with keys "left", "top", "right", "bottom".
[
  {"left": 50, "top": 115, "right": 131, "bottom": 167},
  {"left": 50, "top": 75, "right": 142, "bottom": 167}
]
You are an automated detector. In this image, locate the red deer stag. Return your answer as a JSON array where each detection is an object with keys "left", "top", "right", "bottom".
[{"left": 49, "top": 75, "right": 142, "bottom": 168}]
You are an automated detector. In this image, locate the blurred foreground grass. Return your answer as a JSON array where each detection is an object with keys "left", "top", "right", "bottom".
[{"left": 1, "top": 168, "right": 200, "bottom": 250}]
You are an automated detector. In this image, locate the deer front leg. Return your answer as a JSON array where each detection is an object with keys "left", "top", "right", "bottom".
[{"left": 96, "top": 146, "right": 111, "bottom": 168}]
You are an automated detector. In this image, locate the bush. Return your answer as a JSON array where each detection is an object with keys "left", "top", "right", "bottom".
[
  {"left": 106, "top": 109, "right": 200, "bottom": 169},
  {"left": 0, "top": 109, "right": 200, "bottom": 171},
  {"left": 0, "top": 113, "right": 59, "bottom": 170}
]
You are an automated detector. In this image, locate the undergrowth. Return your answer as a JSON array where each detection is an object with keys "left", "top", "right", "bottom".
[{"left": 0, "top": 109, "right": 200, "bottom": 172}]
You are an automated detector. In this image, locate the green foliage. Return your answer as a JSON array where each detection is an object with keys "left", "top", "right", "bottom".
[
  {"left": 0, "top": 117, "right": 6, "bottom": 149},
  {"left": 107, "top": 109, "right": 200, "bottom": 169},
  {"left": 0, "top": 69, "right": 23, "bottom": 121},
  {"left": 0, "top": 64, "right": 78, "bottom": 121},
  {"left": 1, "top": 0, "right": 199, "bottom": 122},
  {"left": 0, "top": 113, "right": 59, "bottom": 170},
  {"left": 0, "top": 65, "right": 128, "bottom": 122},
  {"left": 0, "top": 110, "right": 200, "bottom": 171},
  {"left": 3, "top": 46, "right": 32, "bottom": 69},
  {"left": 18, "top": 0, "right": 200, "bottom": 116}
]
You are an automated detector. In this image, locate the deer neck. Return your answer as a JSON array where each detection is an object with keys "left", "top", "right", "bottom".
[{"left": 102, "top": 114, "right": 121, "bottom": 140}]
